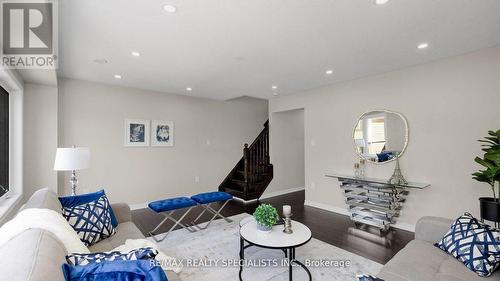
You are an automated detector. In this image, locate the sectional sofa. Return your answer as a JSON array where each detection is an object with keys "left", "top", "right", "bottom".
[
  {"left": 0, "top": 188, "right": 181, "bottom": 281},
  {"left": 378, "top": 216, "right": 500, "bottom": 281}
]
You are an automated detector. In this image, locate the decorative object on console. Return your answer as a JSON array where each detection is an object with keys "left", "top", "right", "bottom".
[
  {"left": 326, "top": 174, "right": 429, "bottom": 231},
  {"left": 354, "top": 163, "right": 361, "bottom": 178},
  {"left": 387, "top": 152, "right": 408, "bottom": 185},
  {"left": 472, "top": 129, "right": 500, "bottom": 227},
  {"left": 253, "top": 203, "right": 279, "bottom": 233},
  {"left": 282, "top": 205, "right": 293, "bottom": 234},
  {"left": 352, "top": 110, "right": 409, "bottom": 164},
  {"left": 54, "top": 146, "right": 91, "bottom": 195},
  {"left": 359, "top": 159, "right": 366, "bottom": 178},
  {"left": 151, "top": 120, "right": 174, "bottom": 147},
  {"left": 124, "top": 119, "right": 150, "bottom": 147},
  {"left": 435, "top": 213, "right": 500, "bottom": 277},
  {"left": 59, "top": 190, "right": 117, "bottom": 246}
]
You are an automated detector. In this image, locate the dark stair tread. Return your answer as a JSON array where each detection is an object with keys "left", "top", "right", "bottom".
[{"left": 221, "top": 186, "right": 259, "bottom": 200}]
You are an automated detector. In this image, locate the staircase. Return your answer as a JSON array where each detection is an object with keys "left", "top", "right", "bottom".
[{"left": 219, "top": 120, "right": 273, "bottom": 201}]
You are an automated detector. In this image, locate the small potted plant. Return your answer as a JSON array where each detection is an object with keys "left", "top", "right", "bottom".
[
  {"left": 253, "top": 203, "right": 279, "bottom": 233},
  {"left": 472, "top": 130, "right": 500, "bottom": 223}
]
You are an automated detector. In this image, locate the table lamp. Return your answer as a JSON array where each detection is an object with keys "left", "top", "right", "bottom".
[{"left": 54, "top": 146, "right": 90, "bottom": 195}]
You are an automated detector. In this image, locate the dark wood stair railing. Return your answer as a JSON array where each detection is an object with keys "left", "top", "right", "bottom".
[{"left": 219, "top": 120, "right": 273, "bottom": 201}]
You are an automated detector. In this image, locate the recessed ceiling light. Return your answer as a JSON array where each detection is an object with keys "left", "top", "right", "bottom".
[
  {"left": 186, "top": 87, "right": 192, "bottom": 92},
  {"left": 93, "top": 59, "right": 108, "bottom": 64},
  {"left": 417, "top": 42, "right": 430, "bottom": 49},
  {"left": 325, "top": 70, "right": 333, "bottom": 75},
  {"left": 375, "top": 0, "right": 389, "bottom": 5},
  {"left": 273, "top": 93, "right": 279, "bottom": 97},
  {"left": 114, "top": 74, "right": 122, "bottom": 79},
  {"left": 272, "top": 85, "right": 278, "bottom": 90},
  {"left": 162, "top": 4, "right": 177, "bottom": 13},
  {"left": 131, "top": 51, "right": 141, "bottom": 57}
]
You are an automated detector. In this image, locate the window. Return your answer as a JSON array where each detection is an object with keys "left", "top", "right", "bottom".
[
  {"left": 0, "top": 86, "right": 8, "bottom": 197},
  {"left": 367, "top": 116, "right": 386, "bottom": 155}
]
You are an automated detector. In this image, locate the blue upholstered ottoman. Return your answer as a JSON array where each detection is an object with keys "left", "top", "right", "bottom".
[
  {"left": 190, "top": 191, "right": 233, "bottom": 230},
  {"left": 191, "top": 191, "right": 233, "bottom": 204},
  {"left": 148, "top": 197, "right": 198, "bottom": 213},
  {"left": 147, "top": 197, "right": 199, "bottom": 242}
]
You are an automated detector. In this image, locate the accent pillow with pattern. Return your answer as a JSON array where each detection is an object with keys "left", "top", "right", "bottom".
[
  {"left": 435, "top": 213, "right": 500, "bottom": 277},
  {"left": 357, "top": 275, "right": 384, "bottom": 281},
  {"left": 59, "top": 190, "right": 116, "bottom": 246},
  {"left": 66, "top": 247, "right": 159, "bottom": 266}
]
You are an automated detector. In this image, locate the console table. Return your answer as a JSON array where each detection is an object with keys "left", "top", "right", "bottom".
[{"left": 326, "top": 174, "right": 429, "bottom": 231}]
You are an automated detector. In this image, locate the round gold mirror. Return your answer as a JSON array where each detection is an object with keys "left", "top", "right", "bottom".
[{"left": 353, "top": 110, "right": 409, "bottom": 164}]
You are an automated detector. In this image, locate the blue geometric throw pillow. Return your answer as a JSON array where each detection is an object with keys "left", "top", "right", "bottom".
[
  {"left": 435, "top": 213, "right": 500, "bottom": 277},
  {"left": 59, "top": 190, "right": 118, "bottom": 227},
  {"left": 60, "top": 191, "right": 116, "bottom": 246},
  {"left": 357, "top": 275, "right": 384, "bottom": 281},
  {"left": 66, "top": 247, "right": 159, "bottom": 266}
]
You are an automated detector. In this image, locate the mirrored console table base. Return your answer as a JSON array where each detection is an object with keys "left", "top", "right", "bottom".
[{"left": 326, "top": 174, "right": 429, "bottom": 233}]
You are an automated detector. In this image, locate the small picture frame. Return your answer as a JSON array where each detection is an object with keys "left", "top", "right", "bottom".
[
  {"left": 124, "top": 119, "right": 150, "bottom": 147},
  {"left": 151, "top": 120, "right": 174, "bottom": 147}
]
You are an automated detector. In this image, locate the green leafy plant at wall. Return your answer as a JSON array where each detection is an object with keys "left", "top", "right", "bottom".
[
  {"left": 472, "top": 130, "right": 500, "bottom": 200},
  {"left": 253, "top": 203, "right": 279, "bottom": 228}
]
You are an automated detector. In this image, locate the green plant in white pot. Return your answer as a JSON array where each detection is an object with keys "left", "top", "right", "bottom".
[
  {"left": 253, "top": 203, "right": 279, "bottom": 233},
  {"left": 472, "top": 129, "right": 500, "bottom": 224}
]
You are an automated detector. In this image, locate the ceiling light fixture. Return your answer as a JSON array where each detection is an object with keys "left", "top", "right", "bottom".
[
  {"left": 375, "top": 0, "right": 389, "bottom": 5},
  {"left": 186, "top": 87, "right": 192, "bottom": 92},
  {"left": 131, "top": 51, "right": 141, "bottom": 57},
  {"left": 325, "top": 70, "right": 333, "bottom": 75},
  {"left": 162, "top": 4, "right": 177, "bottom": 13},
  {"left": 114, "top": 74, "right": 122, "bottom": 79},
  {"left": 272, "top": 85, "right": 278, "bottom": 90},
  {"left": 417, "top": 42, "right": 430, "bottom": 49}
]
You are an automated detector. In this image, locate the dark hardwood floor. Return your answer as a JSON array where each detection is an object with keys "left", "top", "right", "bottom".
[{"left": 132, "top": 190, "right": 413, "bottom": 265}]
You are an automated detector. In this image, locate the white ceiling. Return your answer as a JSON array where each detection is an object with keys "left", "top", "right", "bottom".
[{"left": 58, "top": 0, "right": 500, "bottom": 100}]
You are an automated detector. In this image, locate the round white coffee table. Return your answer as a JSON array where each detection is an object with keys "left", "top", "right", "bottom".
[{"left": 239, "top": 219, "right": 312, "bottom": 281}]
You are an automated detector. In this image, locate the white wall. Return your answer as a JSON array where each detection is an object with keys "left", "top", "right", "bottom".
[
  {"left": 265, "top": 109, "right": 305, "bottom": 196},
  {"left": 23, "top": 84, "right": 58, "bottom": 198},
  {"left": 58, "top": 79, "right": 268, "bottom": 205},
  {"left": 269, "top": 46, "right": 500, "bottom": 229}
]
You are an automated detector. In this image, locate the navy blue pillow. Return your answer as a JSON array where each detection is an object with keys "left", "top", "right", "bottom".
[
  {"left": 435, "top": 213, "right": 500, "bottom": 277},
  {"left": 357, "top": 275, "right": 384, "bottom": 281},
  {"left": 62, "top": 260, "right": 168, "bottom": 281},
  {"left": 59, "top": 190, "right": 118, "bottom": 228},
  {"left": 59, "top": 190, "right": 116, "bottom": 246},
  {"left": 66, "top": 247, "right": 158, "bottom": 266},
  {"left": 376, "top": 152, "right": 393, "bottom": 162}
]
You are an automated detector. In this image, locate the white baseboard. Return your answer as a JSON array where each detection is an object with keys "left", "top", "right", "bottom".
[
  {"left": 304, "top": 200, "right": 415, "bottom": 232},
  {"left": 304, "top": 200, "right": 350, "bottom": 216},
  {"left": 129, "top": 202, "right": 148, "bottom": 210},
  {"left": 260, "top": 186, "right": 305, "bottom": 200}
]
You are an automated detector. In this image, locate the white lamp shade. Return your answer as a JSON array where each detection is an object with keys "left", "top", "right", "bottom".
[{"left": 54, "top": 147, "right": 91, "bottom": 171}]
